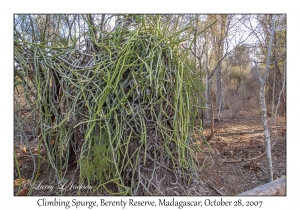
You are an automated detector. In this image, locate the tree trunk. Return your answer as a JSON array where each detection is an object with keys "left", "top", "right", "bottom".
[
  {"left": 99, "top": 14, "right": 106, "bottom": 41},
  {"left": 238, "top": 176, "right": 286, "bottom": 196},
  {"left": 275, "top": 61, "right": 286, "bottom": 116},
  {"left": 206, "top": 101, "right": 214, "bottom": 141},
  {"left": 205, "top": 51, "right": 210, "bottom": 119},
  {"left": 271, "top": 32, "right": 278, "bottom": 115},
  {"left": 214, "top": 15, "right": 227, "bottom": 113},
  {"left": 216, "top": 63, "right": 224, "bottom": 112},
  {"left": 271, "top": 67, "right": 276, "bottom": 115},
  {"left": 254, "top": 14, "right": 276, "bottom": 183},
  {"left": 260, "top": 84, "right": 273, "bottom": 182}
]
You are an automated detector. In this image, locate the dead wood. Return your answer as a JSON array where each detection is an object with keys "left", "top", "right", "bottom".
[
  {"left": 207, "top": 182, "right": 226, "bottom": 196},
  {"left": 220, "top": 152, "right": 266, "bottom": 163},
  {"left": 237, "top": 176, "right": 286, "bottom": 196},
  {"left": 206, "top": 101, "right": 214, "bottom": 141}
]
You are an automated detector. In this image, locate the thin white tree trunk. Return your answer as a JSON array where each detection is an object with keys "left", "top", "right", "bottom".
[
  {"left": 272, "top": 68, "right": 276, "bottom": 115},
  {"left": 254, "top": 14, "right": 276, "bottom": 183},
  {"left": 275, "top": 61, "right": 286, "bottom": 116},
  {"left": 216, "top": 63, "right": 224, "bottom": 111},
  {"left": 260, "top": 84, "right": 273, "bottom": 182},
  {"left": 205, "top": 51, "right": 210, "bottom": 119}
]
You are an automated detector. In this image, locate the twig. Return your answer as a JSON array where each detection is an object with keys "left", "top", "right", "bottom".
[
  {"left": 245, "top": 152, "right": 266, "bottom": 161},
  {"left": 220, "top": 158, "right": 242, "bottom": 163},
  {"left": 221, "top": 152, "right": 266, "bottom": 163},
  {"left": 207, "top": 182, "right": 226, "bottom": 196}
]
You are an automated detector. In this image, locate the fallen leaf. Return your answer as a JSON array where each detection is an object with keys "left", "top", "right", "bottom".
[
  {"left": 21, "top": 146, "right": 27, "bottom": 154},
  {"left": 14, "top": 178, "right": 30, "bottom": 186},
  {"left": 15, "top": 188, "right": 29, "bottom": 196}
]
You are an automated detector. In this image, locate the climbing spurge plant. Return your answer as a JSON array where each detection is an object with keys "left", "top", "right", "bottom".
[{"left": 14, "top": 15, "right": 205, "bottom": 195}]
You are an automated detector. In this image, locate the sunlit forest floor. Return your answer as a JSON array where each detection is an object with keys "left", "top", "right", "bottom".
[{"left": 195, "top": 108, "right": 286, "bottom": 195}]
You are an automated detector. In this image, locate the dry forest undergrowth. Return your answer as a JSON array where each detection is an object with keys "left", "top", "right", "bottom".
[
  {"left": 14, "top": 108, "right": 286, "bottom": 196},
  {"left": 195, "top": 108, "right": 286, "bottom": 196}
]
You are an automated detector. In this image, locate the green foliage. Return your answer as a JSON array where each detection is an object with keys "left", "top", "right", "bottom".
[
  {"left": 80, "top": 140, "right": 112, "bottom": 185},
  {"left": 228, "top": 71, "right": 247, "bottom": 84},
  {"left": 14, "top": 14, "right": 206, "bottom": 195}
]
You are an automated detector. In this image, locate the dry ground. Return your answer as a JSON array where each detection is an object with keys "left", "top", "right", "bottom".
[
  {"left": 195, "top": 109, "right": 286, "bottom": 196},
  {"left": 14, "top": 108, "right": 286, "bottom": 196}
]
